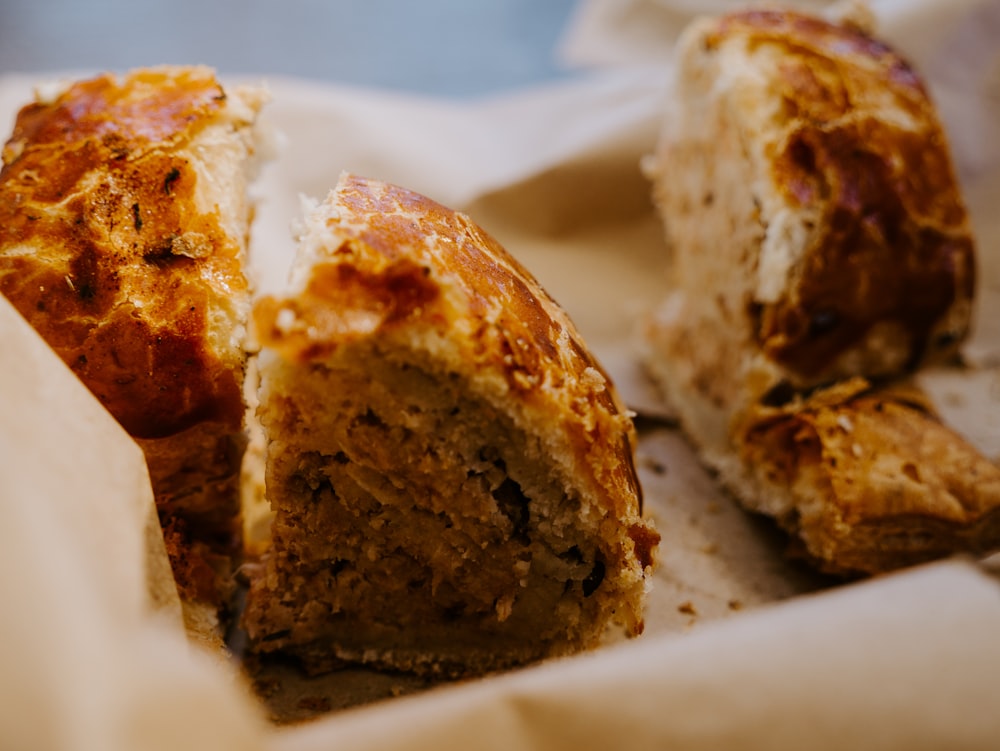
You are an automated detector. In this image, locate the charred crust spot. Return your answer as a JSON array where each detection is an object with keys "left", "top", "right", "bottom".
[
  {"left": 442, "top": 603, "right": 465, "bottom": 622},
  {"left": 69, "top": 244, "right": 99, "bottom": 303},
  {"left": 142, "top": 236, "right": 179, "bottom": 266},
  {"left": 132, "top": 202, "right": 143, "bottom": 231},
  {"left": 163, "top": 167, "right": 181, "bottom": 195},
  {"left": 789, "top": 135, "right": 817, "bottom": 172},
  {"left": 101, "top": 132, "right": 129, "bottom": 160},
  {"left": 354, "top": 408, "right": 384, "bottom": 428}
]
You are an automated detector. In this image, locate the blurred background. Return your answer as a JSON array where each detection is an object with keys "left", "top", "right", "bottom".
[{"left": 0, "top": 0, "right": 583, "bottom": 98}]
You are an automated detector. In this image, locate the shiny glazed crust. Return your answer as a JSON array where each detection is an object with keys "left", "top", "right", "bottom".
[
  {"left": 256, "top": 174, "right": 645, "bottom": 517},
  {"left": 643, "top": 9, "right": 996, "bottom": 574},
  {"left": 0, "top": 67, "right": 265, "bottom": 605},
  {"left": 646, "top": 8, "right": 975, "bottom": 400},
  {"left": 246, "top": 173, "right": 657, "bottom": 675}
]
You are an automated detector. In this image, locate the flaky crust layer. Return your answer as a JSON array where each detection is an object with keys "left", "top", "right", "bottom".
[
  {"left": 0, "top": 66, "right": 265, "bottom": 602},
  {"left": 738, "top": 378, "right": 1000, "bottom": 575}
]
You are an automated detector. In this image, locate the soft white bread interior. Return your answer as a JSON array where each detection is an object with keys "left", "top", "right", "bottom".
[{"left": 243, "top": 173, "right": 658, "bottom": 676}]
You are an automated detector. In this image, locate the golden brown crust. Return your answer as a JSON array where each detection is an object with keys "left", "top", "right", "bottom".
[
  {"left": 647, "top": 8, "right": 974, "bottom": 398},
  {"left": 0, "top": 67, "right": 249, "bottom": 438},
  {"left": 0, "top": 66, "right": 264, "bottom": 611},
  {"left": 255, "top": 174, "right": 644, "bottom": 521},
  {"left": 247, "top": 173, "right": 656, "bottom": 675},
  {"left": 738, "top": 378, "right": 1000, "bottom": 575},
  {"left": 716, "top": 10, "right": 975, "bottom": 376}
]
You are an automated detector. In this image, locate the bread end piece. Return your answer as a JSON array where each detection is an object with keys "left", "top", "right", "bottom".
[
  {"left": 643, "top": 10, "right": 993, "bottom": 575},
  {"left": 644, "top": 8, "right": 974, "bottom": 406},
  {"left": 0, "top": 66, "right": 267, "bottom": 621}
]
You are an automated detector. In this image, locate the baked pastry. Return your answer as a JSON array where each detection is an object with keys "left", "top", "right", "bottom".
[
  {"left": 737, "top": 377, "right": 1000, "bottom": 575},
  {"left": 642, "top": 9, "right": 998, "bottom": 573},
  {"left": 243, "top": 173, "right": 658, "bottom": 676},
  {"left": 0, "top": 66, "right": 267, "bottom": 634}
]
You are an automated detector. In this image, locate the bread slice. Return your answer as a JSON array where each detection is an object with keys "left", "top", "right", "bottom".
[
  {"left": 642, "top": 9, "right": 997, "bottom": 574},
  {"left": 0, "top": 66, "right": 267, "bottom": 636},
  {"left": 243, "top": 173, "right": 658, "bottom": 677}
]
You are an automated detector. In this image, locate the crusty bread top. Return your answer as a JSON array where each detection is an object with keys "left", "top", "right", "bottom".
[
  {"left": 255, "top": 173, "right": 651, "bottom": 551},
  {"left": 0, "top": 66, "right": 265, "bottom": 438},
  {"left": 671, "top": 9, "right": 975, "bottom": 381}
]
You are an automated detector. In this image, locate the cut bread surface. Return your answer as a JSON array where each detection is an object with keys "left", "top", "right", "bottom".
[{"left": 244, "top": 173, "right": 657, "bottom": 676}]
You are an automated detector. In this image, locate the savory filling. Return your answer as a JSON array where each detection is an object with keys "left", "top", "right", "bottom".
[{"left": 243, "top": 342, "right": 611, "bottom": 674}]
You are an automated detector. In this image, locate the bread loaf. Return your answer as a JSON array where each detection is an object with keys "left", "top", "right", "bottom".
[
  {"left": 243, "top": 173, "right": 658, "bottom": 676},
  {"left": 643, "top": 9, "right": 999, "bottom": 574}
]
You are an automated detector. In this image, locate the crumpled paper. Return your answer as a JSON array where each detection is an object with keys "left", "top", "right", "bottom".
[
  {"left": 0, "top": 295, "right": 269, "bottom": 751},
  {"left": 2, "top": 0, "right": 1000, "bottom": 747}
]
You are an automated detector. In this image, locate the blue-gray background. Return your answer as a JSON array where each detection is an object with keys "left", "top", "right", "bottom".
[{"left": 0, "top": 0, "right": 582, "bottom": 98}]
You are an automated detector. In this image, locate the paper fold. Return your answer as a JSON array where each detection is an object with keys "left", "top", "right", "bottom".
[
  {"left": 0, "top": 296, "right": 267, "bottom": 751},
  {"left": 276, "top": 559, "right": 1000, "bottom": 751}
]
